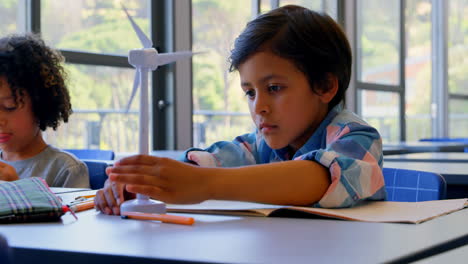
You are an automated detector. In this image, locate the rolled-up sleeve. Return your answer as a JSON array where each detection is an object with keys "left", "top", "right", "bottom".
[
  {"left": 182, "top": 132, "right": 259, "bottom": 167},
  {"left": 299, "top": 122, "right": 386, "bottom": 208}
]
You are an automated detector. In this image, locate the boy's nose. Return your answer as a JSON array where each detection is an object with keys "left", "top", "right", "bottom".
[
  {"left": 0, "top": 115, "right": 7, "bottom": 127},
  {"left": 253, "top": 95, "right": 270, "bottom": 115}
]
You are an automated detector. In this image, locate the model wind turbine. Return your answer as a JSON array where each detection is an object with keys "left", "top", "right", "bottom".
[{"left": 119, "top": 5, "right": 196, "bottom": 214}]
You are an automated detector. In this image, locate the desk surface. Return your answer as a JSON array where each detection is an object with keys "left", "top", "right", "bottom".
[
  {"left": 384, "top": 152, "right": 468, "bottom": 163},
  {"left": 1, "top": 192, "right": 468, "bottom": 264},
  {"left": 414, "top": 245, "right": 468, "bottom": 264},
  {"left": 383, "top": 146, "right": 409, "bottom": 155},
  {"left": 50, "top": 187, "right": 92, "bottom": 194},
  {"left": 384, "top": 141, "right": 468, "bottom": 153},
  {"left": 151, "top": 150, "right": 185, "bottom": 159},
  {"left": 384, "top": 161, "right": 468, "bottom": 185}
]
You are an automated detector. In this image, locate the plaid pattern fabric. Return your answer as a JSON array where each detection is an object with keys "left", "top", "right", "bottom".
[{"left": 0, "top": 178, "right": 64, "bottom": 223}]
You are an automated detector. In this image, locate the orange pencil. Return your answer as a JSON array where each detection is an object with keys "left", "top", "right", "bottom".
[
  {"left": 68, "top": 200, "right": 95, "bottom": 212},
  {"left": 121, "top": 211, "right": 195, "bottom": 226},
  {"left": 75, "top": 194, "right": 96, "bottom": 200}
]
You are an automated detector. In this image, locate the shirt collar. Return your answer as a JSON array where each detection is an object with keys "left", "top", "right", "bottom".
[{"left": 272, "top": 103, "right": 343, "bottom": 160}]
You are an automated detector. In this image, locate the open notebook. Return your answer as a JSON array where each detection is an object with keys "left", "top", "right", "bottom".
[{"left": 167, "top": 198, "right": 468, "bottom": 224}]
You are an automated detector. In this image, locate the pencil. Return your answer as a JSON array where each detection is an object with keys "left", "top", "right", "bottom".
[
  {"left": 75, "top": 194, "right": 96, "bottom": 200},
  {"left": 68, "top": 200, "right": 95, "bottom": 212},
  {"left": 121, "top": 212, "right": 195, "bottom": 226}
]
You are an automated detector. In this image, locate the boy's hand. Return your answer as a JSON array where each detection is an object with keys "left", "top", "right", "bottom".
[
  {"left": 107, "top": 155, "right": 211, "bottom": 204},
  {"left": 94, "top": 177, "right": 135, "bottom": 215},
  {"left": 0, "top": 162, "right": 18, "bottom": 181}
]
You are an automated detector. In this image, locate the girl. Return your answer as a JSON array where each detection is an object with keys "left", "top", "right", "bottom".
[
  {"left": 96, "top": 5, "right": 385, "bottom": 215},
  {"left": 0, "top": 34, "right": 89, "bottom": 188}
]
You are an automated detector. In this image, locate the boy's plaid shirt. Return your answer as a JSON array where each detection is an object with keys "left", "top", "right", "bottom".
[{"left": 182, "top": 104, "right": 386, "bottom": 208}]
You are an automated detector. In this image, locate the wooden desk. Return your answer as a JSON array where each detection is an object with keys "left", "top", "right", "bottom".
[
  {"left": 1, "top": 192, "right": 467, "bottom": 264},
  {"left": 384, "top": 152, "right": 468, "bottom": 163},
  {"left": 384, "top": 161, "right": 468, "bottom": 185}
]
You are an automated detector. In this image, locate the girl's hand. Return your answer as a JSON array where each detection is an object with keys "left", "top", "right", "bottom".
[
  {"left": 95, "top": 176, "right": 135, "bottom": 215},
  {"left": 107, "top": 155, "right": 212, "bottom": 204},
  {"left": 0, "top": 162, "right": 18, "bottom": 181}
]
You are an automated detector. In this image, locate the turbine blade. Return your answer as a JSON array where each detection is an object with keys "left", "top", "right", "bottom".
[
  {"left": 126, "top": 71, "right": 140, "bottom": 113},
  {"left": 155, "top": 51, "right": 197, "bottom": 67},
  {"left": 122, "top": 4, "right": 153, "bottom": 48}
]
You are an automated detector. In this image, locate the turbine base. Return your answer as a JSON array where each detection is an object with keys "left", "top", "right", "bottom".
[{"left": 120, "top": 198, "right": 166, "bottom": 214}]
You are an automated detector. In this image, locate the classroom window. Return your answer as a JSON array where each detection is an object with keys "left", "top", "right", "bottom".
[
  {"left": 43, "top": 64, "right": 142, "bottom": 153},
  {"left": 0, "top": 1, "right": 25, "bottom": 35},
  {"left": 449, "top": 99, "right": 468, "bottom": 138},
  {"left": 191, "top": 0, "right": 340, "bottom": 148},
  {"left": 356, "top": 0, "right": 468, "bottom": 141},
  {"left": 356, "top": 0, "right": 403, "bottom": 143},
  {"left": 39, "top": 0, "right": 150, "bottom": 153},
  {"left": 447, "top": 0, "right": 467, "bottom": 97},
  {"left": 13, "top": 0, "right": 464, "bottom": 152},
  {"left": 281, "top": 0, "right": 323, "bottom": 10},
  {"left": 357, "top": 0, "right": 399, "bottom": 86},
  {"left": 41, "top": 0, "right": 150, "bottom": 56},
  {"left": 405, "top": 0, "right": 432, "bottom": 141},
  {"left": 280, "top": 0, "right": 338, "bottom": 20},
  {"left": 191, "top": 0, "right": 253, "bottom": 148},
  {"left": 359, "top": 90, "right": 400, "bottom": 143},
  {"left": 260, "top": 0, "right": 273, "bottom": 13},
  {"left": 447, "top": 0, "right": 468, "bottom": 137}
]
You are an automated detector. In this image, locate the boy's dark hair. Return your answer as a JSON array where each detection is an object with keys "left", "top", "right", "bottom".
[
  {"left": 229, "top": 5, "right": 352, "bottom": 109},
  {"left": 0, "top": 33, "right": 72, "bottom": 131}
]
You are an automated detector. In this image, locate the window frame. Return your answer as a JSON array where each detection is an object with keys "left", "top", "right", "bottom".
[
  {"left": 353, "top": 0, "right": 467, "bottom": 141},
  {"left": 354, "top": 0, "right": 407, "bottom": 141}
]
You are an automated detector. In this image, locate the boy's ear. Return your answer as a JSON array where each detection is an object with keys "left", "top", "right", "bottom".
[{"left": 318, "top": 74, "right": 339, "bottom": 104}]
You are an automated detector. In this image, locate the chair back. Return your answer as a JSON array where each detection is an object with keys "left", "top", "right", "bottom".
[
  {"left": 65, "top": 149, "right": 115, "bottom": 160},
  {"left": 383, "top": 167, "right": 446, "bottom": 202},
  {"left": 0, "top": 234, "right": 12, "bottom": 264},
  {"left": 83, "top": 160, "right": 110, "bottom": 189}
]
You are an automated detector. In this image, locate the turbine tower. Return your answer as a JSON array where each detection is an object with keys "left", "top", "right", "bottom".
[{"left": 120, "top": 5, "right": 196, "bottom": 214}]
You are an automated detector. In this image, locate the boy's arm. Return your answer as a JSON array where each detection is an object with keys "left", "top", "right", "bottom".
[
  {"left": 206, "top": 160, "right": 330, "bottom": 206},
  {"left": 109, "top": 155, "right": 329, "bottom": 206}
]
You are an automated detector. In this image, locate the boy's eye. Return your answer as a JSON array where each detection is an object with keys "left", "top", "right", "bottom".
[
  {"left": 0, "top": 100, "right": 18, "bottom": 112},
  {"left": 244, "top": 90, "right": 255, "bottom": 98},
  {"left": 268, "top": 85, "right": 282, "bottom": 92},
  {"left": 1, "top": 106, "right": 17, "bottom": 112},
  {"left": 5, "top": 106, "right": 17, "bottom": 111}
]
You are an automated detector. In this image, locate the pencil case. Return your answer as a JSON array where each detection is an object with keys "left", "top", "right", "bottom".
[{"left": 0, "top": 177, "right": 67, "bottom": 223}]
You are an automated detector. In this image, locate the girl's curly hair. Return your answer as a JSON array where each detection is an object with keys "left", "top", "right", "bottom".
[{"left": 0, "top": 33, "right": 72, "bottom": 131}]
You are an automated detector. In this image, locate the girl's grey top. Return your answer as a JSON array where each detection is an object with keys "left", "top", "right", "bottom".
[{"left": 1, "top": 145, "right": 90, "bottom": 188}]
